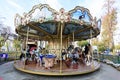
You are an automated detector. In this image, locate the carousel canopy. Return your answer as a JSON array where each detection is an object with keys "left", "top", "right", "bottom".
[{"left": 15, "top": 4, "right": 101, "bottom": 41}]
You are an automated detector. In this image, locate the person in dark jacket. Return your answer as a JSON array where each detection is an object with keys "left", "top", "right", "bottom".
[
  {"left": 20, "top": 49, "right": 25, "bottom": 60},
  {"left": 84, "top": 44, "right": 89, "bottom": 55}
]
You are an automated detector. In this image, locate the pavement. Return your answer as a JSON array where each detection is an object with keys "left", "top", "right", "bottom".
[{"left": 0, "top": 61, "right": 120, "bottom": 80}]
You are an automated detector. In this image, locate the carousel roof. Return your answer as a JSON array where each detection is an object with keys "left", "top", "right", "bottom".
[{"left": 15, "top": 4, "right": 101, "bottom": 41}]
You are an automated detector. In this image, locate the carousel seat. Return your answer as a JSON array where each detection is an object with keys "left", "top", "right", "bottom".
[
  {"left": 45, "top": 54, "right": 56, "bottom": 58},
  {"left": 43, "top": 54, "right": 56, "bottom": 69}
]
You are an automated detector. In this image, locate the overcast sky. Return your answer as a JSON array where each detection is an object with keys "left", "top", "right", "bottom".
[{"left": 0, "top": 0, "right": 120, "bottom": 43}]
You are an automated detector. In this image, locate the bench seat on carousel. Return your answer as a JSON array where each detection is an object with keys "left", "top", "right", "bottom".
[{"left": 43, "top": 54, "right": 56, "bottom": 69}]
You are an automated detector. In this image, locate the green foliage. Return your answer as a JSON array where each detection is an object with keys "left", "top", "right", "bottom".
[
  {"left": 115, "top": 45, "right": 120, "bottom": 50},
  {"left": 5, "top": 41, "right": 10, "bottom": 52},
  {"left": 97, "top": 43, "right": 106, "bottom": 52},
  {"left": 91, "top": 39, "right": 106, "bottom": 52},
  {"left": 13, "top": 39, "right": 21, "bottom": 51},
  {"left": 0, "top": 36, "right": 5, "bottom": 47},
  {"left": 77, "top": 40, "right": 89, "bottom": 47}
]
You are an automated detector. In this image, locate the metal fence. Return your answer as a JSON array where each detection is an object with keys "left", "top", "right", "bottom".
[{"left": 94, "top": 54, "right": 120, "bottom": 64}]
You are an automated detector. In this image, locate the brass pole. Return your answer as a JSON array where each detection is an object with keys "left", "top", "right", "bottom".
[
  {"left": 90, "top": 30, "right": 92, "bottom": 57},
  {"left": 90, "top": 29, "right": 94, "bottom": 69},
  {"left": 26, "top": 27, "right": 29, "bottom": 55},
  {"left": 24, "top": 27, "right": 29, "bottom": 66},
  {"left": 60, "top": 23, "right": 62, "bottom": 73},
  {"left": 68, "top": 36, "right": 69, "bottom": 48}
]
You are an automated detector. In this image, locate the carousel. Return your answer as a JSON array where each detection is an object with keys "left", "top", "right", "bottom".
[{"left": 14, "top": 4, "right": 101, "bottom": 76}]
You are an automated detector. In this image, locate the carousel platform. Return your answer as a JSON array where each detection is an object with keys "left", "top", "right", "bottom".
[{"left": 14, "top": 60, "right": 100, "bottom": 76}]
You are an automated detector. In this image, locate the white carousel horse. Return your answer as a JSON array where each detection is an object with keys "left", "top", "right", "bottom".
[{"left": 85, "top": 54, "right": 92, "bottom": 66}]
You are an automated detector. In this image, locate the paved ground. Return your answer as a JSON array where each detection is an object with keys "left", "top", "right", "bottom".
[{"left": 0, "top": 61, "right": 120, "bottom": 80}]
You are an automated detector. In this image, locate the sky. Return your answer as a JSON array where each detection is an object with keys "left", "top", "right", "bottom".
[{"left": 0, "top": 0, "right": 120, "bottom": 43}]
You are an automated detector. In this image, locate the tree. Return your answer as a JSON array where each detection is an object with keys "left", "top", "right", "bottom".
[
  {"left": 77, "top": 40, "right": 89, "bottom": 47},
  {"left": 115, "top": 45, "right": 120, "bottom": 50},
  {"left": 0, "top": 36, "right": 5, "bottom": 48},
  {"left": 91, "top": 37, "right": 99, "bottom": 46},
  {"left": 13, "top": 39, "right": 21, "bottom": 51},
  {"left": 97, "top": 41, "right": 106, "bottom": 52},
  {"left": 0, "top": 16, "right": 17, "bottom": 51},
  {"left": 102, "top": 0, "right": 117, "bottom": 51},
  {"left": 91, "top": 38, "right": 106, "bottom": 52}
]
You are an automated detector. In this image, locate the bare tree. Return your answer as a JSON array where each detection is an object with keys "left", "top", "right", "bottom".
[{"left": 0, "top": 16, "right": 17, "bottom": 51}]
